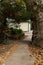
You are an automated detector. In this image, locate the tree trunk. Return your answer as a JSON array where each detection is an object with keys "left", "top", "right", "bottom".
[
  {"left": 32, "top": 9, "right": 43, "bottom": 48},
  {"left": 24, "top": 0, "right": 43, "bottom": 48}
]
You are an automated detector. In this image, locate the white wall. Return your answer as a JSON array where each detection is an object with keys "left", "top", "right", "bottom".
[
  {"left": 7, "top": 22, "right": 31, "bottom": 32},
  {"left": 20, "top": 22, "right": 31, "bottom": 31}
]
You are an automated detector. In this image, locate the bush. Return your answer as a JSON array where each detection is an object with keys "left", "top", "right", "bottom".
[
  {"left": 10, "top": 28, "right": 18, "bottom": 34},
  {"left": 10, "top": 28, "right": 25, "bottom": 39}
]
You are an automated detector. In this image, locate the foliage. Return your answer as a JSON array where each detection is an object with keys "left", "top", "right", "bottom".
[
  {"left": 10, "top": 28, "right": 25, "bottom": 39},
  {"left": 0, "top": 0, "right": 42, "bottom": 43}
]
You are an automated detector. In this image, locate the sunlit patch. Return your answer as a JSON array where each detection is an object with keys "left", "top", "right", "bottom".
[{"left": 3, "top": 64, "right": 5, "bottom": 65}]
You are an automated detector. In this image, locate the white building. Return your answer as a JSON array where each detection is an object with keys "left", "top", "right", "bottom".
[{"left": 20, "top": 22, "right": 31, "bottom": 32}]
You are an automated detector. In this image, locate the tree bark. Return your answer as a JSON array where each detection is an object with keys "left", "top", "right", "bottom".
[
  {"left": 24, "top": 0, "right": 43, "bottom": 48},
  {"left": 32, "top": 8, "right": 43, "bottom": 48}
]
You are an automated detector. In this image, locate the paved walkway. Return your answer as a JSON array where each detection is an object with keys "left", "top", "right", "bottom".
[
  {"left": 23, "top": 31, "right": 33, "bottom": 41},
  {"left": 3, "top": 42, "right": 35, "bottom": 65}
]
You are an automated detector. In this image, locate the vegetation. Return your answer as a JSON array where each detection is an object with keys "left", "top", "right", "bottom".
[
  {"left": 9, "top": 28, "right": 25, "bottom": 39},
  {"left": 0, "top": 0, "right": 43, "bottom": 47},
  {"left": 0, "top": 0, "right": 32, "bottom": 42},
  {"left": 0, "top": 0, "right": 25, "bottom": 42}
]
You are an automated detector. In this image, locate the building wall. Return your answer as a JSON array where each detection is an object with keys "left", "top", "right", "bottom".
[
  {"left": 8, "top": 22, "right": 31, "bottom": 32},
  {"left": 20, "top": 22, "right": 31, "bottom": 32}
]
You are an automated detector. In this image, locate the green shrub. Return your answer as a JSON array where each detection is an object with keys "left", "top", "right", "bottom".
[
  {"left": 10, "top": 28, "right": 25, "bottom": 39},
  {"left": 10, "top": 28, "right": 17, "bottom": 34},
  {"left": 17, "top": 29, "right": 23, "bottom": 34}
]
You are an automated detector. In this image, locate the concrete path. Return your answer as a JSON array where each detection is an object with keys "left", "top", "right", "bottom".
[
  {"left": 23, "top": 31, "right": 33, "bottom": 41},
  {"left": 3, "top": 43, "right": 35, "bottom": 65}
]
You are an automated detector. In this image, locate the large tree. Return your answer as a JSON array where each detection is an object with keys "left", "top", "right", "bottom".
[
  {"left": 0, "top": 0, "right": 27, "bottom": 43},
  {"left": 24, "top": 0, "right": 43, "bottom": 48}
]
